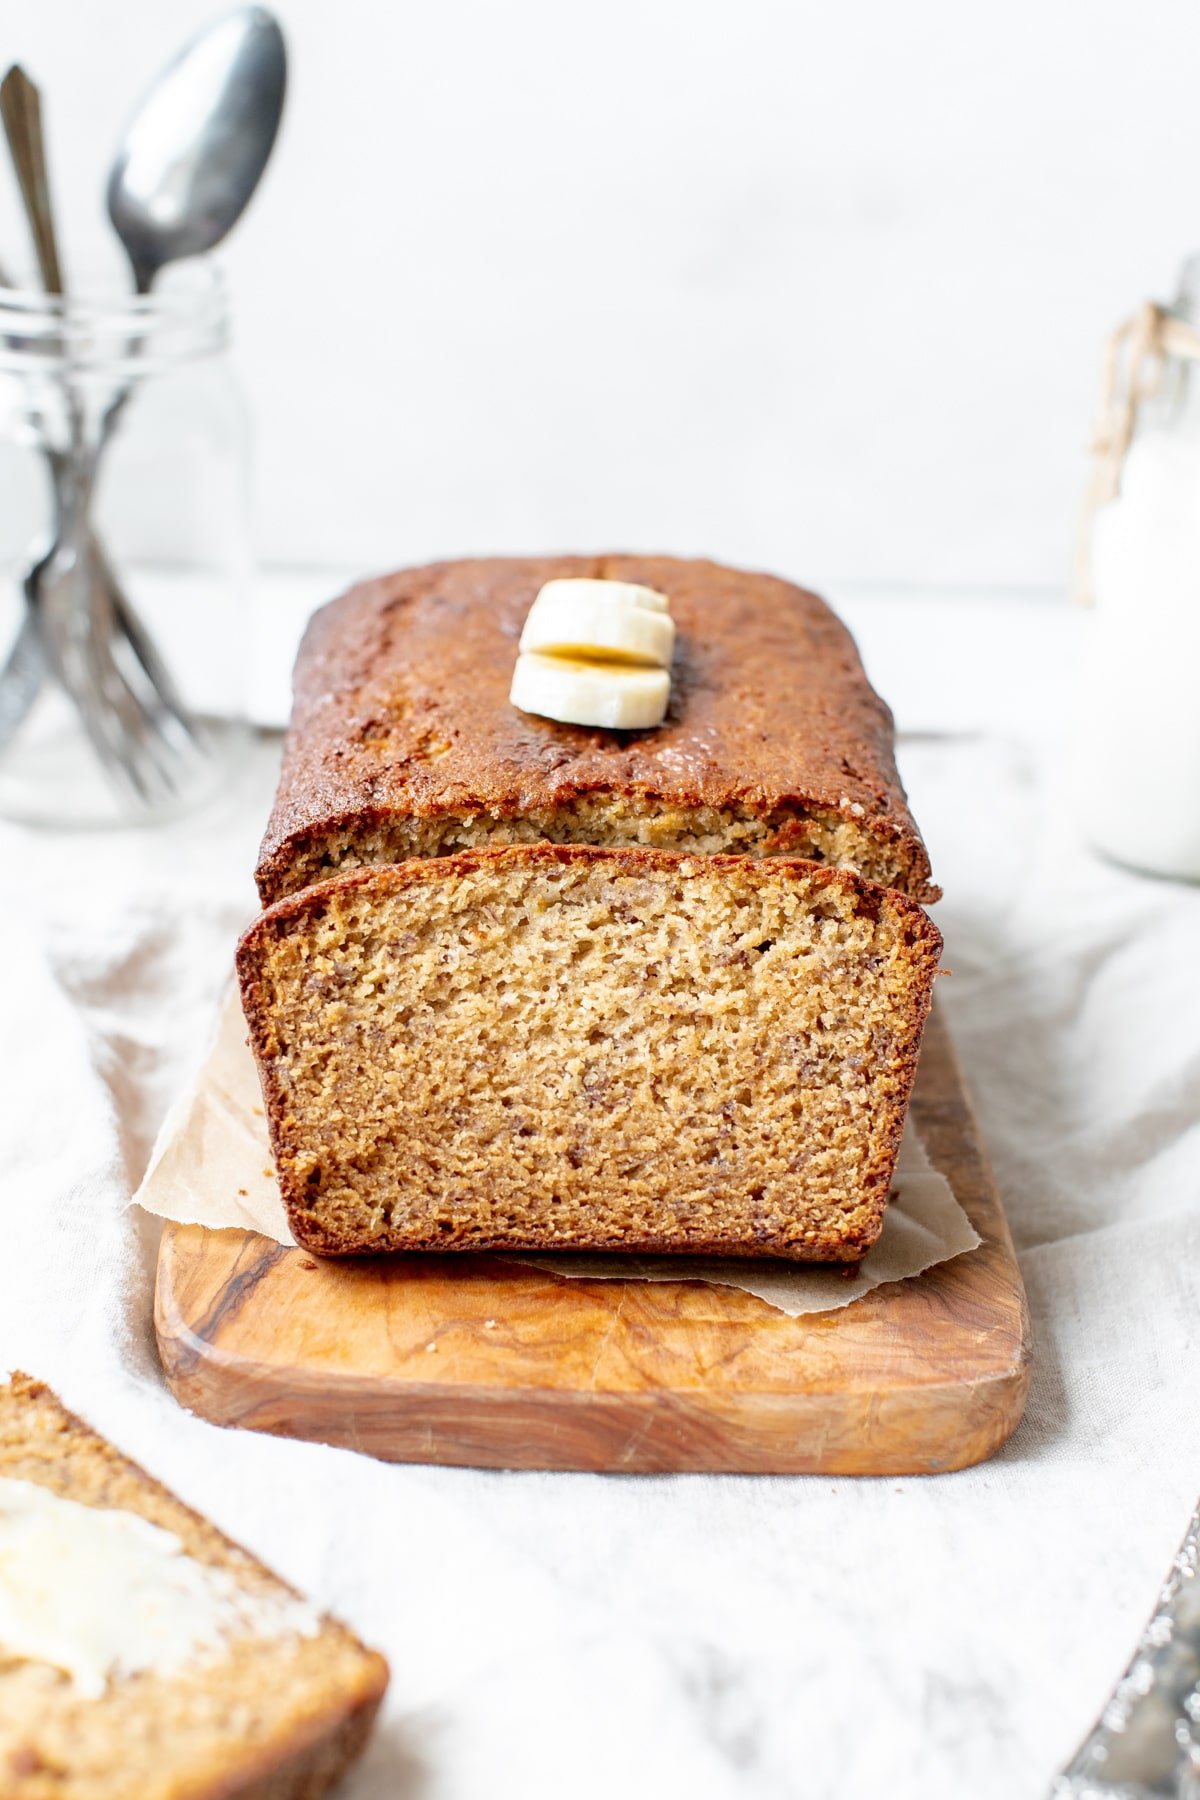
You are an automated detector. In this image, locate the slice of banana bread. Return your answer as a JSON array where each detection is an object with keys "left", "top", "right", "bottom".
[
  {"left": 0, "top": 1374, "right": 387, "bottom": 1800},
  {"left": 237, "top": 845, "right": 941, "bottom": 1262},
  {"left": 254, "top": 554, "right": 938, "bottom": 907}
]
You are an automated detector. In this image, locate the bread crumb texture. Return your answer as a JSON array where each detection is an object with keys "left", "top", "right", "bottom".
[
  {"left": 271, "top": 794, "right": 924, "bottom": 905},
  {"left": 238, "top": 845, "right": 942, "bottom": 1262},
  {"left": 0, "top": 1375, "right": 387, "bottom": 1800}
]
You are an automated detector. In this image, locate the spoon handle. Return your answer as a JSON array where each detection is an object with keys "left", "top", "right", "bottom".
[{"left": 0, "top": 66, "right": 64, "bottom": 293}]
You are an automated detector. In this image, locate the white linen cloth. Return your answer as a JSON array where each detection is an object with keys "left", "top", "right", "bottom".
[{"left": 1, "top": 586, "right": 1198, "bottom": 1800}]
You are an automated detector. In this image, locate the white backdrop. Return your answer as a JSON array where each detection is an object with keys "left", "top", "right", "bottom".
[{"left": 5, "top": 0, "right": 1200, "bottom": 588}]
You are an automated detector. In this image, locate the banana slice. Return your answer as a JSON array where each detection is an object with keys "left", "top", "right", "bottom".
[
  {"left": 520, "top": 582, "right": 674, "bottom": 668},
  {"left": 510, "top": 578, "right": 675, "bottom": 729},
  {"left": 510, "top": 652, "right": 670, "bottom": 729}
]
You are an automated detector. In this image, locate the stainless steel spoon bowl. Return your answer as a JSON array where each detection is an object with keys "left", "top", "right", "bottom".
[{"left": 107, "top": 6, "right": 286, "bottom": 293}]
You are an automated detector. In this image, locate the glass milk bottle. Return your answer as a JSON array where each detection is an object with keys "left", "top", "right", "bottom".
[{"left": 1078, "top": 259, "right": 1200, "bottom": 880}]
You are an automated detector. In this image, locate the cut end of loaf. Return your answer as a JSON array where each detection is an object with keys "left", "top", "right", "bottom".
[
  {"left": 256, "top": 794, "right": 940, "bottom": 909},
  {"left": 238, "top": 845, "right": 942, "bottom": 1262}
]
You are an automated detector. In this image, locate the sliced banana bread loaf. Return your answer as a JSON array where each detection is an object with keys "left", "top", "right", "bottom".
[
  {"left": 242, "top": 555, "right": 941, "bottom": 1263},
  {"left": 0, "top": 1374, "right": 387, "bottom": 1799}
]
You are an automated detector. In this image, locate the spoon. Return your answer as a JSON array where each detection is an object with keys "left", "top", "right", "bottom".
[
  {"left": 107, "top": 6, "right": 287, "bottom": 294},
  {"left": 84, "top": 3, "right": 287, "bottom": 738}
]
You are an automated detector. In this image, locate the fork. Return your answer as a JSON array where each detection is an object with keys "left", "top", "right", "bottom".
[{"left": 29, "top": 436, "right": 210, "bottom": 809}]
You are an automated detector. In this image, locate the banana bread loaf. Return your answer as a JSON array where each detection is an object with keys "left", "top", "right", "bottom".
[
  {"left": 0, "top": 1373, "right": 387, "bottom": 1799},
  {"left": 240, "top": 554, "right": 941, "bottom": 1262}
]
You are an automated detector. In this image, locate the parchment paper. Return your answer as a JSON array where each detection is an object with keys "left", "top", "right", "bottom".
[{"left": 135, "top": 989, "right": 980, "bottom": 1318}]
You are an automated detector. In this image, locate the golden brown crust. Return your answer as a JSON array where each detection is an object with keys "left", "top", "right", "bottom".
[
  {"left": 193, "top": 1687, "right": 382, "bottom": 1800},
  {"left": 0, "top": 1375, "right": 388, "bottom": 1800},
  {"left": 255, "top": 554, "right": 938, "bottom": 906},
  {"left": 238, "top": 844, "right": 942, "bottom": 1263}
]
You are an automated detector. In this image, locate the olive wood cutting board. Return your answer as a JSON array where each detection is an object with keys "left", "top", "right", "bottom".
[{"left": 154, "top": 1006, "right": 1030, "bottom": 1475}]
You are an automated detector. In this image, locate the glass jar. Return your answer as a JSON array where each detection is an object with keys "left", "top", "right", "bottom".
[
  {"left": 1078, "top": 258, "right": 1200, "bottom": 881},
  {"left": 0, "top": 262, "right": 250, "bottom": 826}
]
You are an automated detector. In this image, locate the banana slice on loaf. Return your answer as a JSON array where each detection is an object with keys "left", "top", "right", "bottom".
[
  {"left": 518, "top": 581, "right": 675, "bottom": 668},
  {"left": 511, "top": 576, "right": 675, "bottom": 727},
  {"left": 510, "top": 651, "right": 670, "bottom": 729}
]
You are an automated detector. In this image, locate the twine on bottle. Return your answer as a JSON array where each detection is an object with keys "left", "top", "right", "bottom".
[{"left": 1074, "top": 300, "right": 1200, "bottom": 605}]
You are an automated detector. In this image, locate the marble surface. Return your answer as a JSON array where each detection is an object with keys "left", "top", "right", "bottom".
[{"left": 0, "top": 585, "right": 1198, "bottom": 1799}]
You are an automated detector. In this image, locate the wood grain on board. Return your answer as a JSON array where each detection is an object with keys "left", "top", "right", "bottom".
[{"left": 155, "top": 1005, "right": 1030, "bottom": 1475}]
